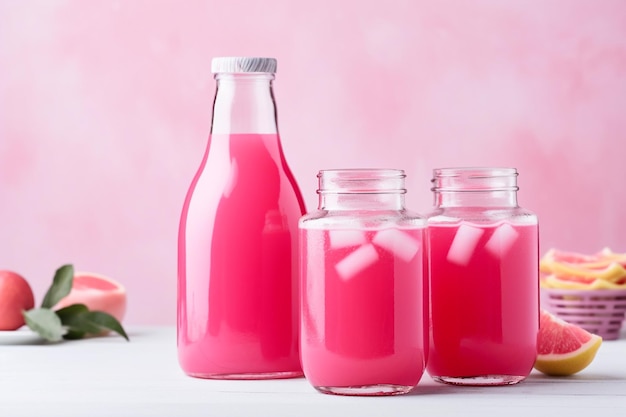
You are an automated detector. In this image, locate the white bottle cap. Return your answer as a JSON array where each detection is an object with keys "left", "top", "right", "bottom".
[{"left": 211, "top": 57, "right": 277, "bottom": 74}]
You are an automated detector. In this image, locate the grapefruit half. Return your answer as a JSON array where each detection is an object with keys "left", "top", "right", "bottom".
[
  {"left": 534, "top": 309, "right": 602, "bottom": 376},
  {"left": 54, "top": 272, "right": 126, "bottom": 322}
]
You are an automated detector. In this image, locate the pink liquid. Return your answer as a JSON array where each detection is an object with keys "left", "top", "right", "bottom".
[
  {"left": 300, "top": 227, "right": 427, "bottom": 390},
  {"left": 178, "top": 133, "right": 305, "bottom": 378},
  {"left": 427, "top": 222, "right": 539, "bottom": 381}
]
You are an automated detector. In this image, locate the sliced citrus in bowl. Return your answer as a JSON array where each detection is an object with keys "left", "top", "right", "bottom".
[
  {"left": 54, "top": 272, "right": 126, "bottom": 322},
  {"left": 540, "top": 248, "right": 626, "bottom": 289},
  {"left": 534, "top": 309, "right": 602, "bottom": 376}
]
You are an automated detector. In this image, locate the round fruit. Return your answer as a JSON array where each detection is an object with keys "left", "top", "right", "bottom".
[
  {"left": 54, "top": 272, "right": 126, "bottom": 322},
  {"left": 0, "top": 270, "right": 35, "bottom": 330},
  {"left": 534, "top": 309, "right": 602, "bottom": 376}
]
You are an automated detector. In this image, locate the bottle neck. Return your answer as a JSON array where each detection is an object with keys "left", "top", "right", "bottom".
[
  {"left": 318, "top": 169, "right": 407, "bottom": 211},
  {"left": 432, "top": 167, "right": 519, "bottom": 208},
  {"left": 211, "top": 73, "right": 278, "bottom": 135}
]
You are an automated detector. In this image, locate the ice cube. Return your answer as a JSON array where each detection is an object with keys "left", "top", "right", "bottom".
[
  {"left": 372, "top": 228, "right": 420, "bottom": 262},
  {"left": 447, "top": 224, "right": 485, "bottom": 266},
  {"left": 335, "top": 244, "right": 379, "bottom": 281},
  {"left": 485, "top": 223, "right": 519, "bottom": 257},
  {"left": 328, "top": 229, "right": 366, "bottom": 249}
]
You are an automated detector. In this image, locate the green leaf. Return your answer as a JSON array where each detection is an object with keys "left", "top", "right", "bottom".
[
  {"left": 55, "top": 304, "right": 130, "bottom": 341},
  {"left": 57, "top": 304, "right": 102, "bottom": 335},
  {"left": 56, "top": 303, "right": 89, "bottom": 322},
  {"left": 83, "top": 311, "right": 130, "bottom": 341},
  {"left": 63, "top": 329, "right": 86, "bottom": 340},
  {"left": 22, "top": 308, "right": 65, "bottom": 342},
  {"left": 41, "top": 264, "right": 74, "bottom": 309}
]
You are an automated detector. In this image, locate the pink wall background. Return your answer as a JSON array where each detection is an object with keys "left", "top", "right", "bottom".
[{"left": 1, "top": 0, "right": 625, "bottom": 325}]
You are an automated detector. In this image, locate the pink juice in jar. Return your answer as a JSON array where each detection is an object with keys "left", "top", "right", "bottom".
[
  {"left": 427, "top": 221, "right": 539, "bottom": 382},
  {"left": 300, "top": 226, "right": 427, "bottom": 393},
  {"left": 178, "top": 133, "right": 305, "bottom": 378}
]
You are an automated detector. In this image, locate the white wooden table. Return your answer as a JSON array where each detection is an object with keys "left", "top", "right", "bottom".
[{"left": 1, "top": 326, "right": 624, "bottom": 417}]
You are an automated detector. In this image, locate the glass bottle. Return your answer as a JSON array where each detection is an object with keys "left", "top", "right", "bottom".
[
  {"left": 177, "top": 57, "right": 305, "bottom": 379},
  {"left": 299, "top": 169, "right": 428, "bottom": 396},
  {"left": 426, "top": 167, "right": 539, "bottom": 386}
]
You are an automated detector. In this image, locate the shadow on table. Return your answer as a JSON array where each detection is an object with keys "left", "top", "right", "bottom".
[
  {"left": 405, "top": 371, "right": 623, "bottom": 396},
  {"left": 528, "top": 372, "right": 624, "bottom": 382}
]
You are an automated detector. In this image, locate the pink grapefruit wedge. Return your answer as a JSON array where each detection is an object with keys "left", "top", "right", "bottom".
[
  {"left": 54, "top": 272, "right": 127, "bottom": 323},
  {"left": 534, "top": 309, "right": 602, "bottom": 376}
]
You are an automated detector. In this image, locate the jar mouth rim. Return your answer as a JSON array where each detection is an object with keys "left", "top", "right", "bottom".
[
  {"left": 317, "top": 169, "right": 407, "bottom": 194},
  {"left": 433, "top": 167, "right": 518, "bottom": 178},
  {"left": 431, "top": 188, "right": 519, "bottom": 192},
  {"left": 431, "top": 167, "right": 519, "bottom": 192},
  {"left": 318, "top": 169, "right": 406, "bottom": 178},
  {"left": 318, "top": 190, "right": 407, "bottom": 195}
]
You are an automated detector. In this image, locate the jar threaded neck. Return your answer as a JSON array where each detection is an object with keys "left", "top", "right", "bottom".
[
  {"left": 431, "top": 167, "right": 519, "bottom": 207},
  {"left": 317, "top": 169, "right": 406, "bottom": 210}
]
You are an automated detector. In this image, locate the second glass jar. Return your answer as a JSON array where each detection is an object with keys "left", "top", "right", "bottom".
[
  {"left": 299, "top": 169, "right": 428, "bottom": 396},
  {"left": 426, "top": 167, "right": 539, "bottom": 386}
]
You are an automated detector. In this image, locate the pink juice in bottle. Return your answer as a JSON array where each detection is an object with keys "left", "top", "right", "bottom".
[
  {"left": 427, "top": 221, "right": 539, "bottom": 383},
  {"left": 178, "top": 133, "right": 305, "bottom": 378},
  {"left": 300, "top": 226, "right": 427, "bottom": 393}
]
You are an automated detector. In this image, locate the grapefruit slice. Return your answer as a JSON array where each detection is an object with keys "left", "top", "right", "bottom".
[
  {"left": 596, "top": 248, "right": 626, "bottom": 267},
  {"left": 542, "top": 274, "right": 626, "bottom": 290},
  {"left": 54, "top": 272, "right": 126, "bottom": 322},
  {"left": 534, "top": 309, "right": 602, "bottom": 376},
  {"left": 541, "top": 248, "right": 599, "bottom": 265},
  {"left": 548, "top": 261, "right": 626, "bottom": 282},
  {"left": 540, "top": 248, "right": 626, "bottom": 289}
]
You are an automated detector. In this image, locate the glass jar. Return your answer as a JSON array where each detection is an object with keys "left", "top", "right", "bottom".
[
  {"left": 299, "top": 169, "right": 428, "bottom": 396},
  {"left": 177, "top": 57, "right": 305, "bottom": 379},
  {"left": 426, "top": 167, "right": 539, "bottom": 386}
]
